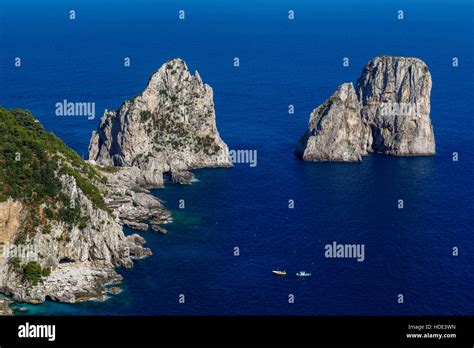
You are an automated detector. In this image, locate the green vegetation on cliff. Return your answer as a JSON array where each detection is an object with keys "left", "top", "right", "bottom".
[
  {"left": 23, "top": 261, "right": 51, "bottom": 286},
  {"left": 0, "top": 107, "right": 108, "bottom": 242}
]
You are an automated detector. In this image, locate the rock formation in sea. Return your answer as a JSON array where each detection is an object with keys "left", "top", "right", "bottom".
[
  {"left": 356, "top": 56, "right": 435, "bottom": 156},
  {"left": 88, "top": 58, "right": 232, "bottom": 231},
  {"left": 295, "top": 83, "right": 370, "bottom": 162},
  {"left": 296, "top": 56, "right": 436, "bottom": 162},
  {"left": 88, "top": 58, "right": 232, "bottom": 183},
  {"left": 0, "top": 107, "right": 151, "bottom": 304}
]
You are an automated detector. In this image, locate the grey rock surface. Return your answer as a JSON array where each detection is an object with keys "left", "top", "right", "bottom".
[
  {"left": 297, "top": 56, "right": 435, "bottom": 161},
  {"left": 0, "top": 173, "right": 151, "bottom": 304},
  {"left": 295, "top": 83, "right": 370, "bottom": 162},
  {"left": 356, "top": 56, "right": 435, "bottom": 155},
  {"left": 88, "top": 58, "right": 232, "bottom": 178}
]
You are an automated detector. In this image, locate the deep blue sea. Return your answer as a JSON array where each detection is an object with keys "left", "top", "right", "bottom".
[{"left": 1, "top": 0, "right": 473, "bottom": 315}]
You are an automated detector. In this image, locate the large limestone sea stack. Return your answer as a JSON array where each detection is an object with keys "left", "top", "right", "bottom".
[
  {"left": 296, "top": 56, "right": 436, "bottom": 162},
  {"left": 87, "top": 58, "right": 232, "bottom": 232},
  {"left": 89, "top": 58, "right": 232, "bottom": 185}
]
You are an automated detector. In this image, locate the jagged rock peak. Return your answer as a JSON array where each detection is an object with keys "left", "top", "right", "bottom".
[
  {"left": 144, "top": 58, "right": 204, "bottom": 97},
  {"left": 88, "top": 58, "right": 231, "bottom": 185},
  {"left": 295, "top": 83, "right": 370, "bottom": 162}
]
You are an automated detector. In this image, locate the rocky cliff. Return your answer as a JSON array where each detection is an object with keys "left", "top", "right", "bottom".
[
  {"left": 0, "top": 108, "right": 151, "bottom": 304},
  {"left": 356, "top": 56, "right": 435, "bottom": 156},
  {"left": 1, "top": 60, "right": 230, "bottom": 307},
  {"left": 88, "top": 58, "right": 232, "bottom": 185},
  {"left": 296, "top": 56, "right": 436, "bottom": 161},
  {"left": 295, "top": 83, "right": 370, "bottom": 162}
]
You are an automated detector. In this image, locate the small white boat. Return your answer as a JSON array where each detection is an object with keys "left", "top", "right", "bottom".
[
  {"left": 296, "top": 271, "right": 311, "bottom": 278},
  {"left": 272, "top": 270, "right": 287, "bottom": 276}
]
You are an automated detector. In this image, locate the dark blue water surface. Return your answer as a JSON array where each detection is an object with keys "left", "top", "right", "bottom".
[{"left": 1, "top": 0, "right": 473, "bottom": 315}]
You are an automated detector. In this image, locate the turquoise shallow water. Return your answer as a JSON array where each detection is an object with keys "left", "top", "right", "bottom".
[{"left": 1, "top": 0, "right": 473, "bottom": 315}]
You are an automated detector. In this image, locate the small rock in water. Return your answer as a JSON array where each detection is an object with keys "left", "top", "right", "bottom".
[
  {"left": 151, "top": 225, "right": 168, "bottom": 234},
  {"left": 123, "top": 220, "right": 149, "bottom": 231},
  {"left": 169, "top": 170, "right": 194, "bottom": 184},
  {"left": 107, "top": 287, "right": 122, "bottom": 295}
]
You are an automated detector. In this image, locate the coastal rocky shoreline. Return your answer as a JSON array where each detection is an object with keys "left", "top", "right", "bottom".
[
  {"left": 296, "top": 56, "right": 436, "bottom": 162},
  {"left": 0, "top": 56, "right": 435, "bottom": 313},
  {"left": 0, "top": 58, "right": 231, "bottom": 311}
]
